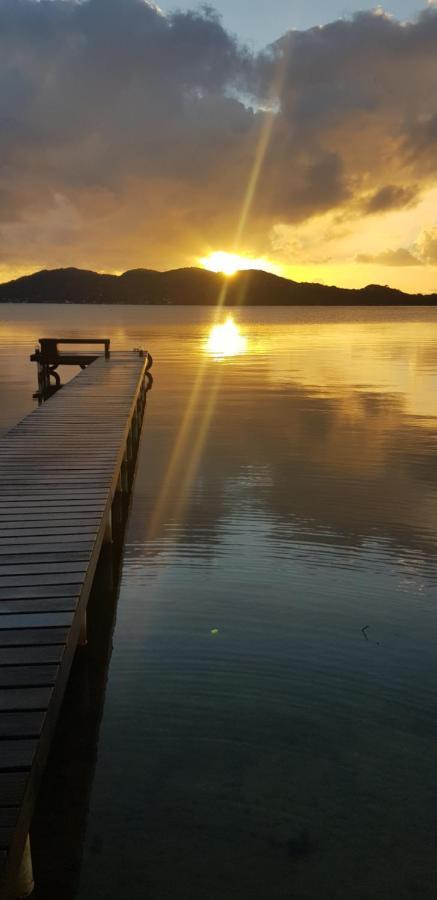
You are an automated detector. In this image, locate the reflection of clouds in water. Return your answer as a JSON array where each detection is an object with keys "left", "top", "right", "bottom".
[
  {"left": 130, "top": 371, "right": 437, "bottom": 569},
  {"left": 262, "top": 323, "right": 437, "bottom": 420}
]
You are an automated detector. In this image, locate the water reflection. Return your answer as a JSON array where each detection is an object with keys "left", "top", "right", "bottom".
[
  {"left": 1, "top": 306, "right": 437, "bottom": 898},
  {"left": 205, "top": 316, "right": 247, "bottom": 359}
]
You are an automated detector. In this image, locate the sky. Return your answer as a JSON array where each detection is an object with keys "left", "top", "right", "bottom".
[
  {"left": 1, "top": 0, "right": 437, "bottom": 293},
  {"left": 158, "top": 1, "right": 425, "bottom": 46}
]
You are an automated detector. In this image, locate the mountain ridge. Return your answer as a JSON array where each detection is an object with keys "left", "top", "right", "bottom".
[{"left": 0, "top": 266, "right": 435, "bottom": 306}]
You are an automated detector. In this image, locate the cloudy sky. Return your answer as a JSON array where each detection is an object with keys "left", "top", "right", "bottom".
[
  {"left": 159, "top": 1, "right": 424, "bottom": 46},
  {"left": 1, "top": 0, "right": 437, "bottom": 292}
]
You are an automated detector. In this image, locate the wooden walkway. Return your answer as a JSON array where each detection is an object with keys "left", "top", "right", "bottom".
[{"left": 0, "top": 350, "right": 150, "bottom": 898}]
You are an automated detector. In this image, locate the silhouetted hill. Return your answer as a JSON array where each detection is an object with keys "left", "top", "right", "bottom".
[{"left": 0, "top": 266, "right": 435, "bottom": 305}]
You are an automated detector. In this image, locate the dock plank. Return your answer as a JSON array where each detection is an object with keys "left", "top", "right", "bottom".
[
  {"left": 0, "top": 646, "right": 63, "bottom": 666},
  {"left": 0, "top": 613, "right": 75, "bottom": 629},
  {"left": 0, "top": 552, "right": 91, "bottom": 565},
  {"left": 0, "top": 739, "right": 38, "bottom": 768},
  {"left": 0, "top": 599, "right": 77, "bottom": 615},
  {"left": 0, "top": 668, "right": 58, "bottom": 688},
  {"left": 0, "top": 773, "right": 28, "bottom": 807},
  {"left": 0, "top": 629, "right": 68, "bottom": 647},
  {"left": 0, "top": 714, "right": 44, "bottom": 739}
]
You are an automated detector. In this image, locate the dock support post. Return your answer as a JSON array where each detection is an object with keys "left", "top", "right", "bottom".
[
  {"left": 14, "top": 836, "right": 34, "bottom": 899},
  {"left": 121, "top": 456, "right": 129, "bottom": 494},
  {"left": 127, "top": 429, "right": 133, "bottom": 464},
  {"left": 112, "top": 480, "right": 124, "bottom": 538},
  {"left": 133, "top": 409, "right": 139, "bottom": 445},
  {"left": 78, "top": 611, "right": 87, "bottom": 647},
  {"left": 104, "top": 509, "right": 113, "bottom": 544},
  {"left": 36, "top": 357, "right": 44, "bottom": 398}
]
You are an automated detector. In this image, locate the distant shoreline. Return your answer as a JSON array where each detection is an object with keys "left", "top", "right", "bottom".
[
  {"left": 0, "top": 266, "right": 436, "bottom": 306},
  {"left": 2, "top": 299, "right": 437, "bottom": 307}
]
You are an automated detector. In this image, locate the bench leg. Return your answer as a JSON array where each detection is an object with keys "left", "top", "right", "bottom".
[{"left": 14, "top": 835, "right": 34, "bottom": 899}]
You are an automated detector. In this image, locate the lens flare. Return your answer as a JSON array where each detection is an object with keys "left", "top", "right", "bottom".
[{"left": 206, "top": 316, "right": 247, "bottom": 358}]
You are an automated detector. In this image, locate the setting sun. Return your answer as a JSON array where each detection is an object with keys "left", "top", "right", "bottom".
[{"left": 199, "top": 251, "right": 280, "bottom": 277}]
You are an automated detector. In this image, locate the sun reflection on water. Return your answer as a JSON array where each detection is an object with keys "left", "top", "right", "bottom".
[{"left": 205, "top": 316, "right": 248, "bottom": 359}]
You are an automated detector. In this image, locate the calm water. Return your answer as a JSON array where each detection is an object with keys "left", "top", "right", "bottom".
[{"left": 1, "top": 304, "right": 437, "bottom": 899}]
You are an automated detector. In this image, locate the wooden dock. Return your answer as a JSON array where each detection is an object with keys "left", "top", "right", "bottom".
[{"left": 0, "top": 347, "right": 151, "bottom": 898}]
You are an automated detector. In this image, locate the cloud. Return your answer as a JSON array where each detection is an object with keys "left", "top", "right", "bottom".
[
  {"left": 255, "top": 8, "right": 437, "bottom": 236},
  {"left": 1, "top": 1, "right": 437, "bottom": 274},
  {"left": 357, "top": 225, "right": 437, "bottom": 267},
  {"left": 362, "top": 184, "right": 419, "bottom": 214},
  {"left": 416, "top": 226, "right": 437, "bottom": 263},
  {"left": 357, "top": 248, "right": 423, "bottom": 266}
]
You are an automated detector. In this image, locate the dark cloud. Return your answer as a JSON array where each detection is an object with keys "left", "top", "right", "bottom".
[
  {"left": 0, "top": 0, "right": 257, "bottom": 268},
  {"left": 0, "top": 1, "right": 437, "bottom": 271},
  {"left": 256, "top": 8, "right": 437, "bottom": 233},
  {"left": 363, "top": 184, "right": 419, "bottom": 214}
]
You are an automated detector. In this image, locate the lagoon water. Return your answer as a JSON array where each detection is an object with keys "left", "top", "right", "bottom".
[{"left": 1, "top": 304, "right": 437, "bottom": 898}]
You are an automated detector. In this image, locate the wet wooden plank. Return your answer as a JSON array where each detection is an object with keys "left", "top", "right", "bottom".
[
  {"left": 0, "top": 687, "right": 53, "bottom": 713},
  {"left": 0, "top": 562, "right": 88, "bottom": 577},
  {"left": 0, "top": 512, "right": 103, "bottom": 520},
  {"left": 0, "top": 586, "right": 79, "bottom": 601},
  {"left": 0, "top": 598, "right": 77, "bottom": 614},
  {"left": 0, "top": 739, "right": 38, "bottom": 768},
  {"left": 0, "top": 646, "right": 63, "bottom": 666},
  {"left": 0, "top": 772, "right": 28, "bottom": 806},
  {"left": 0, "top": 628, "right": 68, "bottom": 647},
  {"left": 0, "top": 712, "right": 44, "bottom": 739},
  {"left": 0, "top": 667, "right": 58, "bottom": 688},
  {"left": 0, "top": 538, "right": 93, "bottom": 551},
  {"left": 0, "top": 502, "right": 107, "bottom": 511},
  {"left": 0, "top": 552, "right": 90, "bottom": 565},
  {"left": 0, "top": 574, "right": 84, "bottom": 588},
  {"left": 0, "top": 492, "right": 108, "bottom": 501},
  {"left": 0, "top": 613, "right": 74, "bottom": 630},
  {"left": 0, "top": 525, "right": 104, "bottom": 540}
]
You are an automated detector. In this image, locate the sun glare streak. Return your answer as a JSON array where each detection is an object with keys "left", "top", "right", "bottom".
[
  {"left": 206, "top": 316, "right": 247, "bottom": 358},
  {"left": 170, "top": 366, "right": 223, "bottom": 526},
  {"left": 146, "top": 299, "right": 230, "bottom": 541},
  {"left": 146, "top": 309, "right": 245, "bottom": 542},
  {"left": 232, "top": 53, "right": 288, "bottom": 253}
]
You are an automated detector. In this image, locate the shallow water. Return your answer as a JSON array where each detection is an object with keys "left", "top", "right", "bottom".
[{"left": 1, "top": 304, "right": 437, "bottom": 899}]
